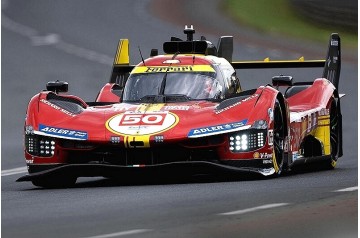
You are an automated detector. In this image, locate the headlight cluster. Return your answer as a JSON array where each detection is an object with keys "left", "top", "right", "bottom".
[
  {"left": 229, "top": 129, "right": 266, "bottom": 152},
  {"left": 25, "top": 134, "right": 56, "bottom": 157}
]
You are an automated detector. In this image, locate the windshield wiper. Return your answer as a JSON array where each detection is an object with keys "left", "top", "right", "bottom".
[
  {"left": 159, "top": 52, "right": 180, "bottom": 97},
  {"left": 139, "top": 94, "right": 191, "bottom": 103}
]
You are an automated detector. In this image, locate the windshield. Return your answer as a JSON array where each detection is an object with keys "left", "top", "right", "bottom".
[{"left": 122, "top": 72, "right": 222, "bottom": 101}]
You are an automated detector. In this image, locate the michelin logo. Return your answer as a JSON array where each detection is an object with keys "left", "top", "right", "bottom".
[
  {"left": 188, "top": 119, "right": 248, "bottom": 138},
  {"left": 38, "top": 124, "right": 88, "bottom": 140}
]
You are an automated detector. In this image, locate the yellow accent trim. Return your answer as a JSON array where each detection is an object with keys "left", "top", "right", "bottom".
[
  {"left": 124, "top": 135, "right": 150, "bottom": 148},
  {"left": 314, "top": 116, "right": 331, "bottom": 155},
  {"left": 272, "top": 152, "right": 279, "bottom": 173},
  {"left": 136, "top": 104, "right": 165, "bottom": 112},
  {"left": 114, "top": 39, "right": 129, "bottom": 65},
  {"left": 232, "top": 59, "right": 325, "bottom": 64},
  {"left": 299, "top": 56, "right": 304, "bottom": 61},
  {"left": 131, "top": 65, "right": 215, "bottom": 74}
]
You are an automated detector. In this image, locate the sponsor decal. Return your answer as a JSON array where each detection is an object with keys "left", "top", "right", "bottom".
[
  {"left": 268, "top": 129, "right": 274, "bottom": 146},
  {"left": 113, "top": 104, "right": 137, "bottom": 112},
  {"left": 163, "top": 105, "right": 190, "bottom": 111},
  {"left": 188, "top": 119, "right": 249, "bottom": 138},
  {"left": 260, "top": 153, "right": 273, "bottom": 159},
  {"left": 26, "top": 159, "right": 34, "bottom": 164},
  {"left": 263, "top": 159, "right": 273, "bottom": 164},
  {"left": 106, "top": 111, "right": 179, "bottom": 136},
  {"left": 254, "top": 152, "right": 272, "bottom": 159},
  {"left": 40, "top": 99, "right": 75, "bottom": 117},
  {"left": 131, "top": 65, "right": 215, "bottom": 74},
  {"left": 215, "top": 94, "right": 259, "bottom": 114},
  {"left": 38, "top": 124, "right": 88, "bottom": 140},
  {"left": 136, "top": 103, "right": 165, "bottom": 112}
]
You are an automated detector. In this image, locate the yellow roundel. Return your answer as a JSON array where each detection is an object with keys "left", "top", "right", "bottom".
[{"left": 106, "top": 111, "right": 179, "bottom": 136}]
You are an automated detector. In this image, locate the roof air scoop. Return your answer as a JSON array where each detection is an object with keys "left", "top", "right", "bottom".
[{"left": 184, "top": 25, "right": 195, "bottom": 41}]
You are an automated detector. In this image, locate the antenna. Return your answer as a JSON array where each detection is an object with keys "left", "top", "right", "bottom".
[
  {"left": 138, "top": 46, "right": 146, "bottom": 66},
  {"left": 184, "top": 25, "right": 195, "bottom": 41}
]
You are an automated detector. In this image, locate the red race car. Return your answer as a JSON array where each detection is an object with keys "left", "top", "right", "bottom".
[{"left": 18, "top": 26, "right": 343, "bottom": 188}]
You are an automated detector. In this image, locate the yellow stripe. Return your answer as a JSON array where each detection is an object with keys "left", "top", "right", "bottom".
[
  {"left": 124, "top": 135, "right": 150, "bottom": 148},
  {"left": 114, "top": 39, "right": 129, "bottom": 65},
  {"left": 135, "top": 103, "right": 165, "bottom": 112},
  {"left": 314, "top": 117, "right": 331, "bottom": 155},
  {"left": 131, "top": 65, "right": 215, "bottom": 74},
  {"left": 272, "top": 153, "right": 279, "bottom": 173}
]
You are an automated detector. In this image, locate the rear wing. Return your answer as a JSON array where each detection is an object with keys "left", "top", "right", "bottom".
[
  {"left": 109, "top": 33, "right": 341, "bottom": 90},
  {"left": 231, "top": 33, "right": 341, "bottom": 90}
]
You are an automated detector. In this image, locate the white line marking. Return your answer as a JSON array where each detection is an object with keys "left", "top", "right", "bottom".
[
  {"left": 219, "top": 203, "right": 289, "bottom": 216},
  {"left": 2, "top": 166, "right": 28, "bottom": 176},
  {"left": 81, "top": 229, "right": 152, "bottom": 238},
  {"left": 31, "top": 33, "right": 60, "bottom": 46},
  {"left": 333, "top": 186, "right": 358, "bottom": 192}
]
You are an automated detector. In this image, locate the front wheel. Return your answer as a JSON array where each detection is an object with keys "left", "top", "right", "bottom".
[{"left": 272, "top": 99, "right": 285, "bottom": 175}]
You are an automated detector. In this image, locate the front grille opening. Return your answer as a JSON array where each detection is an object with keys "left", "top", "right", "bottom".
[
  {"left": 181, "top": 135, "right": 225, "bottom": 148},
  {"left": 66, "top": 145, "right": 220, "bottom": 166}
]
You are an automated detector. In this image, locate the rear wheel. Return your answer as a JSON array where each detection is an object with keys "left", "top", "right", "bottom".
[
  {"left": 323, "top": 98, "right": 340, "bottom": 169},
  {"left": 272, "top": 100, "right": 285, "bottom": 175}
]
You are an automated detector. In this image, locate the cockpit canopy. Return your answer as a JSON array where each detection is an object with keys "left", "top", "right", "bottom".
[{"left": 122, "top": 65, "right": 223, "bottom": 102}]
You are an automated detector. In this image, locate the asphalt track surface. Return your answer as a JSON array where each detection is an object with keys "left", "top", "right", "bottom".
[{"left": 1, "top": 0, "right": 358, "bottom": 237}]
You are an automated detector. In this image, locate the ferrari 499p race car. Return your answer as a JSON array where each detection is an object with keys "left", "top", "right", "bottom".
[{"left": 18, "top": 26, "right": 343, "bottom": 188}]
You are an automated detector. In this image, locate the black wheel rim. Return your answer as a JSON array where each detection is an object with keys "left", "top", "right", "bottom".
[{"left": 273, "top": 102, "right": 284, "bottom": 170}]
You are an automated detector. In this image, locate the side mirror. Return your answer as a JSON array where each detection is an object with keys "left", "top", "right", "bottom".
[
  {"left": 46, "top": 80, "right": 68, "bottom": 93},
  {"left": 150, "top": 49, "right": 158, "bottom": 57},
  {"left": 272, "top": 75, "right": 293, "bottom": 88}
]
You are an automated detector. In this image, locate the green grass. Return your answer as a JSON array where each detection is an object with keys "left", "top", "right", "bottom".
[{"left": 223, "top": 0, "right": 357, "bottom": 48}]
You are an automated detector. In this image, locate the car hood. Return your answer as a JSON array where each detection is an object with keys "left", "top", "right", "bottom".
[
  {"left": 103, "top": 101, "right": 250, "bottom": 140},
  {"left": 36, "top": 96, "right": 261, "bottom": 142}
]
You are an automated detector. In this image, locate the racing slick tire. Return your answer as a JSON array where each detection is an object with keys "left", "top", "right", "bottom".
[
  {"left": 321, "top": 97, "right": 340, "bottom": 170},
  {"left": 31, "top": 177, "right": 77, "bottom": 189},
  {"left": 272, "top": 99, "right": 285, "bottom": 176}
]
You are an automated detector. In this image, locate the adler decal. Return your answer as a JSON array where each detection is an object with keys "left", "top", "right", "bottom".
[
  {"left": 106, "top": 111, "right": 179, "bottom": 136},
  {"left": 188, "top": 119, "right": 249, "bottom": 138}
]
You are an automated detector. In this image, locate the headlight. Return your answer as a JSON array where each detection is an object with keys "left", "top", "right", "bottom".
[
  {"left": 229, "top": 129, "right": 266, "bottom": 152},
  {"left": 25, "top": 134, "right": 56, "bottom": 157}
]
